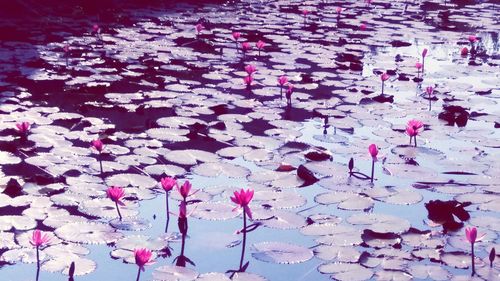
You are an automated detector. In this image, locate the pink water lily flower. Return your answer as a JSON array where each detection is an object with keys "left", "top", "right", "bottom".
[
  {"left": 468, "top": 35, "right": 477, "bottom": 43},
  {"left": 161, "top": 177, "right": 177, "bottom": 192},
  {"left": 406, "top": 119, "right": 424, "bottom": 146},
  {"left": 231, "top": 189, "right": 254, "bottom": 219},
  {"left": 380, "top": 73, "right": 389, "bottom": 81},
  {"left": 256, "top": 40, "right": 265, "bottom": 50},
  {"left": 368, "top": 144, "right": 378, "bottom": 158},
  {"left": 93, "top": 24, "right": 100, "bottom": 33},
  {"left": 177, "top": 180, "right": 193, "bottom": 200},
  {"left": 302, "top": 9, "right": 309, "bottom": 16},
  {"left": 426, "top": 86, "right": 434, "bottom": 96},
  {"left": 241, "top": 42, "right": 251, "bottom": 53},
  {"left": 30, "top": 230, "right": 51, "bottom": 247},
  {"left": 134, "top": 248, "right": 154, "bottom": 271},
  {"left": 422, "top": 48, "right": 428, "bottom": 58},
  {"left": 359, "top": 24, "right": 367, "bottom": 31},
  {"left": 461, "top": 47, "right": 469, "bottom": 56},
  {"left": 63, "top": 44, "right": 70, "bottom": 53},
  {"left": 245, "top": 64, "right": 257, "bottom": 75},
  {"left": 232, "top": 32, "right": 241, "bottom": 41},
  {"left": 368, "top": 144, "right": 378, "bottom": 182},
  {"left": 107, "top": 186, "right": 125, "bottom": 206},
  {"left": 465, "top": 227, "right": 485, "bottom": 244},
  {"left": 243, "top": 75, "right": 253, "bottom": 87},
  {"left": 278, "top": 76, "right": 288, "bottom": 86},
  {"left": 336, "top": 7, "right": 343, "bottom": 14},
  {"left": 415, "top": 62, "right": 422, "bottom": 70},
  {"left": 407, "top": 119, "right": 424, "bottom": 131},
  {"left": 91, "top": 139, "right": 104, "bottom": 152},
  {"left": 465, "top": 226, "right": 485, "bottom": 276},
  {"left": 406, "top": 126, "right": 417, "bottom": 137},
  {"left": 195, "top": 23, "right": 204, "bottom": 34},
  {"left": 16, "top": 122, "right": 30, "bottom": 135}
]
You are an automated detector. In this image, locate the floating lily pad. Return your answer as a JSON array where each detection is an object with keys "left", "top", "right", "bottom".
[
  {"left": 152, "top": 265, "right": 199, "bottom": 281},
  {"left": 55, "top": 222, "right": 123, "bottom": 244},
  {"left": 252, "top": 242, "right": 313, "bottom": 264}
]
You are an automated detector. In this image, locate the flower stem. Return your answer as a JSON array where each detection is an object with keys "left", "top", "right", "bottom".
[
  {"left": 165, "top": 193, "right": 170, "bottom": 233},
  {"left": 370, "top": 159, "right": 375, "bottom": 183},
  {"left": 414, "top": 136, "right": 417, "bottom": 147},
  {"left": 471, "top": 243, "right": 476, "bottom": 276},
  {"left": 115, "top": 201, "right": 123, "bottom": 221},
  {"left": 239, "top": 211, "right": 247, "bottom": 270},
  {"left": 136, "top": 267, "right": 141, "bottom": 281},
  {"left": 381, "top": 81, "right": 384, "bottom": 94},
  {"left": 98, "top": 152, "right": 104, "bottom": 178},
  {"left": 280, "top": 86, "right": 283, "bottom": 99},
  {"left": 36, "top": 246, "right": 40, "bottom": 281}
]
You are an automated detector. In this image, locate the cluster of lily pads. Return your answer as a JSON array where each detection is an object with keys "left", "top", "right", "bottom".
[{"left": 1, "top": 0, "right": 499, "bottom": 281}]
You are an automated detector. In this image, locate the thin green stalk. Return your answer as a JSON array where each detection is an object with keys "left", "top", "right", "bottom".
[{"left": 239, "top": 211, "right": 247, "bottom": 270}]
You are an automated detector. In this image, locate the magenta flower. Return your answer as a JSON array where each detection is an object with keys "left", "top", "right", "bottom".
[
  {"left": 465, "top": 227, "right": 485, "bottom": 276},
  {"left": 461, "top": 47, "right": 469, "bottom": 56},
  {"left": 426, "top": 86, "right": 433, "bottom": 96},
  {"left": 177, "top": 180, "right": 193, "bottom": 201},
  {"left": 107, "top": 186, "right": 125, "bottom": 220},
  {"left": 161, "top": 177, "right": 177, "bottom": 192},
  {"left": 368, "top": 144, "right": 378, "bottom": 158},
  {"left": 406, "top": 120, "right": 424, "bottom": 147},
  {"left": 15, "top": 122, "right": 30, "bottom": 136},
  {"left": 135, "top": 248, "right": 154, "bottom": 270},
  {"left": 107, "top": 186, "right": 125, "bottom": 206},
  {"left": 161, "top": 177, "right": 176, "bottom": 232},
  {"left": 244, "top": 64, "right": 257, "bottom": 75},
  {"left": 368, "top": 144, "right": 378, "bottom": 182},
  {"left": 359, "top": 24, "right": 367, "bottom": 31},
  {"left": 243, "top": 75, "right": 253, "bottom": 88},
  {"left": 195, "top": 23, "right": 204, "bottom": 35},
  {"left": 302, "top": 9, "right": 309, "bottom": 24},
  {"left": 30, "top": 230, "right": 51, "bottom": 247},
  {"left": 232, "top": 32, "right": 241, "bottom": 41},
  {"left": 380, "top": 73, "right": 389, "bottom": 94},
  {"left": 380, "top": 73, "right": 389, "bottom": 81},
  {"left": 63, "top": 44, "right": 70, "bottom": 53},
  {"left": 336, "top": 7, "right": 343, "bottom": 14},
  {"left": 231, "top": 188, "right": 256, "bottom": 273},
  {"left": 91, "top": 139, "right": 104, "bottom": 153},
  {"left": 231, "top": 189, "right": 254, "bottom": 219},
  {"left": 465, "top": 227, "right": 485, "bottom": 244},
  {"left": 30, "top": 229, "right": 50, "bottom": 276},
  {"left": 278, "top": 76, "right": 288, "bottom": 98},
  {"left": 134, "top": 248, "right": 154, "bottom": 281},
  {"left": 421, "top": 48, "right": 428, "bottom": 73},
  {"left": 278, "top": 76, "right": 288, "bottom": 86},
  {"left": 408, "top": 119, "right": 424, "bottom": 131},
  {"left": 256, "top": 40, "right": 265, "bottom": 56},
  {"left": 415, "top": 62, "right": 422, "bottom": 70},
  {"left": 468, "top": 35, "right": 477, "bottom": 43},
  {"left": 241, "top": 42, "right": 251, "bottom": 54},
  {"left": 256, "top": 40, "right": 265, "bottom": 50},
  {"left": 405, "top": 126, "right": 417, "bottom": 137}
]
